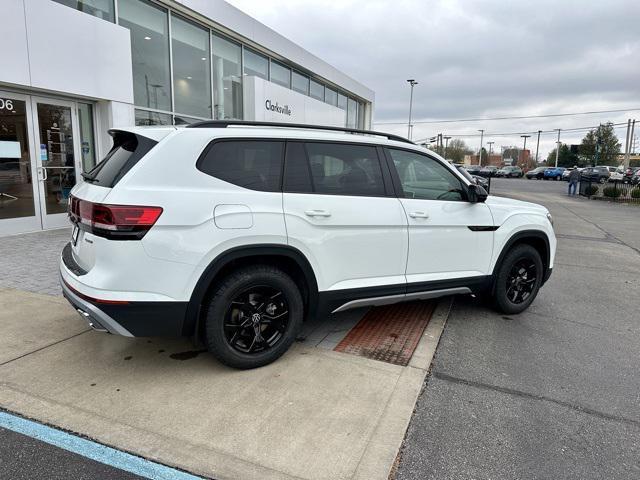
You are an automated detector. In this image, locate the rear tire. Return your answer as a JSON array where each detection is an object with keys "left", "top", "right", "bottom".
[
  {"left": 203, "top": 265, "right": 303, "bottom": 369},
  {"left": 493, "top": 244, "right": 543, "bottom": 314}
]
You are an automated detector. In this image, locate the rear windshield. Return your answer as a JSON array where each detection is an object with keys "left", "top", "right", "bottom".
[{"left": 82, "top": 131, "right": 158, "bottom": 187}]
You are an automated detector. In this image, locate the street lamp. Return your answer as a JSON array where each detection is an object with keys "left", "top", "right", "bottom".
[
  {"left": 444, "top": 136, "right": 451, "bottom": 159},
  {"left": 487, "top": 141, "right": 494, "bottom": 162},
  {"left": 521, "top": 135, "right": 531, "bottom": 168},
  {"left": 406, "top": 79, "right": 418, "bottom": 140},
  {"left": 478, "top": 129, "right": 484, "bottom": 166},
  {"left": 554, "top": 129, "right": 561, "bottom": 168}
]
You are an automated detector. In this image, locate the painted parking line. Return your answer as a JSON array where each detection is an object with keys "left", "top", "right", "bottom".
[{"left": 0, "top": 411, "right": 203, "bottom": 480}]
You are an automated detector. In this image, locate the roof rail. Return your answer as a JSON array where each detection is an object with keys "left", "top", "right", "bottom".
[{"left": 185, "top": 120, "right": 414, "bottom": 145}]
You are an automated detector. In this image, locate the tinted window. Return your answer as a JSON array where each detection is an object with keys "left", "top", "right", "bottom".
[
  {"left": 198, "top": 141, "right": 284, "bottom": 192},
  {"left": 305, "top": 143, "right": 385, "bottom": 196},
  {"left": 283, "top": 142, "right": 312, "bottom": 193},
  {"left": 388, "top": 149, "right": 466, "bottom": 201},
  {"left": 84, "top": 132, "right": 157, "bottom": 187}
]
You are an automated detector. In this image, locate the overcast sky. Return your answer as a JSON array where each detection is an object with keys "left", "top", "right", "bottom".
[{"left": 227, "top": 0, "right": 640, "bottom": 159}]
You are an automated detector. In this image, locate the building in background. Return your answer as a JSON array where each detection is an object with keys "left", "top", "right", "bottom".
[{"left": 0, "top": 0, "right": 374, "bottom": 236}]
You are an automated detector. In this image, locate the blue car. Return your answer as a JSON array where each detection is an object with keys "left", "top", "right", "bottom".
[{"left": 543, "top": 167, "right": 566, "bottom": 180}]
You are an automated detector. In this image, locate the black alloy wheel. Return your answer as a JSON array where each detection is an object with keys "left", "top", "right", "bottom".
[
  {"left": 505, "top": 259, "right": 537, "bottom": 304},
  {"left": 493, "top": 244, "right": 543, "bottom": 314},
  {"left": 224, "top": 286, "right": 289, "bottom": 354}
]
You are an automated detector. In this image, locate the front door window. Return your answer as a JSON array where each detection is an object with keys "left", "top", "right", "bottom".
[{"left": 0, "top": 96, "right": 35, "bottom": 221}]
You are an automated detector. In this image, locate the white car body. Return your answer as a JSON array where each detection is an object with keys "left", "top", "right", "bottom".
[{"left": 60, "top": 123, "right": 556, "bottom": 349}]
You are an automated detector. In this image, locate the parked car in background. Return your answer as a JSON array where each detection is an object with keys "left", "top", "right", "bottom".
[
  {"left": 608, "top": 166, "right": 624, "bottom": 182},
  {"left": 543, "top": 167, "right": 566, "bottom": 180},
  {"left": 525, "top": 167, "right": 546, "bottom": 180},
  {"left": 562, "top": 167, "right": 583, "bottom": 181},
  {"left": 581, "top": 166, "right": 611, "bottom": 184},
  {"left": 495, "top": 166, "right": 523, "bottom": 178},
  {"left": 631, "top": 169, "right": 640, "bottom": 185},
  {"left": 622, "top": 166, "right": 640, "bottom": 183},
  {"left": 454, "top": 164, "right": 489, "bottom": 191},
  {"left": 478, "top": 166, "right": 498, "bottom": 177},
  {"left": 464, "top": 164, "right": 482, "bottom": 175}
]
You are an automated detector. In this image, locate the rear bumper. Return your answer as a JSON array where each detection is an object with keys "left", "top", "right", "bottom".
[{"left": 60, "top": 244, "right": 189, "bottom": 337}]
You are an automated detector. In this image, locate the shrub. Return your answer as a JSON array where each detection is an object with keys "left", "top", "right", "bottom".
[
  {"left": 585, "top": 185, "right": 599, "bottom": 196},
  {"left": 631, "top": 188, "right": 640, "bottom": 199},
  {"left": 603, "top": 186, "right": 622, "bottom": 198}
]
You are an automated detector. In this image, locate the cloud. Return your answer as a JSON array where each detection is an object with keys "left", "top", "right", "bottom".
[{"left": 227, "top": 0, "right": 640, "bottom": 157}]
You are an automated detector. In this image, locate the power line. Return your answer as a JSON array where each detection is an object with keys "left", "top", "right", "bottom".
[{"left": 373, "top": 107, "right": 640, "bottom": 125}]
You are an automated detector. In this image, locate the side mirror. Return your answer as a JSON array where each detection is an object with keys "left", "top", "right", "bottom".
[{"left": 468, "top": 184, "right": 488, "bottom": 203}]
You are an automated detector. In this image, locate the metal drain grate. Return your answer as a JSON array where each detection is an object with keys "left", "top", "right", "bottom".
[{"left": 334, "top": 301, "right": 435, "bottom": 366}]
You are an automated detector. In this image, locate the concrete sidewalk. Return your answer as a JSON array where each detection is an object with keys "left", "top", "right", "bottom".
[{"left": 0, "top": 288, "right": 449, "bottom": 480}]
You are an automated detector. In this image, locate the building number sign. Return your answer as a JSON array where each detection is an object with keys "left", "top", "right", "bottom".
[{"left": 0, "top": 99, "right": 15, "bottom": 111}]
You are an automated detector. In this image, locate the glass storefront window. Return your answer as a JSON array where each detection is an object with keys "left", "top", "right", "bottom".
[
  {"left": 357, "top": 101, "right": 366, "bottom": 129},
  {"left": 292, "top": 71, "right": 309, "bottom": 95},
  {"left": 0, "top": 97, "right": 34, "bottom": 220},
  {"left": 77, "top": 103, "right": 97, "bottom": 172},
  {"left": 347, "top": 98, "right": 357, "bottom": 128},
  {"left": 244, "top": 48, "right": 269, "bottom": 80},
  {"left": 309, "top": 79, "right": 324, "bottom": 101},
  {"left": 135, "top": 109, "right": 172, "bottom": 126},
  {"left": 324, "top": 87, "right": 337, "bottom": 106},
  {"left": 270, "top": 61, "right": 291, "bottom": 88},
  {"left": 171, "top": 14, "right": 211, "bottom": 119},
  {"left": 212, "top": 33, "right": 243, "bottom": 120},
  {"left": 52, "top": 0, "right": 115, "bottom": 22},
  {"left": 337, "top": 93, "right": 347, "bottom": 111},
  {"left": 173, "top": 114, "right": 205, "bottom": 125},
  {"left": 119, "top": 0, "right": 172, "bottom": 112}
]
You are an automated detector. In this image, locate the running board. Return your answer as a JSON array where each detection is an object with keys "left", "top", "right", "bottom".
[{"left": 331, "top": 287, "right": 471, "bottom": 313}]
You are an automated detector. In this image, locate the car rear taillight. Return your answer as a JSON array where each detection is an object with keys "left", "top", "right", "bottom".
[{"left": 69, "top": 195, "right": 162, "bottom": 240}]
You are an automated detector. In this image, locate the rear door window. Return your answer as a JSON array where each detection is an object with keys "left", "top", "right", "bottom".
[
  {"left": 83, "top": 131, "right": 157, "bottom": 187},
  {"left": 197, "top": 140, "right": 284, "bottom": 192}
]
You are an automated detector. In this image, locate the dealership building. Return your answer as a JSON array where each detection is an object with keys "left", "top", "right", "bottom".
[{"left": 1, "top": 0, "right": 374, "bottom": 236}]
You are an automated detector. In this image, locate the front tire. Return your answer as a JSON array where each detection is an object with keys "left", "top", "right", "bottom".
[
  {"left": 204, "top": 265, "right": 303, "bottom": 369},
  {"left": 493, "top": 244, "right": 543, "bottom": 314}
]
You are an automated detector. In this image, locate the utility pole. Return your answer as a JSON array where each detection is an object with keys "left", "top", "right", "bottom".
[
  {"left": 406, "top": 79, "right": 418, "bottom": 140},
  {"left": 535, "top": 130, "right": 541, "bottom": 165},
  {"left": 521, "top": 135, "right": 531, "bottom": 168},
  {"left": 628, "top": 120, "right": 636, "bottom": 168},
  {"left": 478, "top": 129, "right": 484, "bottom": 166},
  {"left": 623, "top": 119, "right": 631, "bottom": 168},
  {"left": 444, "top": 136, "right": 451, "bottom": 159},
  {"left": 554, "top": 129, "right": 561, "bottom": 168},
  {"left": 487, "top": 141, "right": 494, "bottom": 164}
]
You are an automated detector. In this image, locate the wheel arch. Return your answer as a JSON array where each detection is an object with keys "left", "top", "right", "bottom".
[
  {"left": 491, "top": 230, "right": 551, "bottom": 293},
  {"left": 183, "top": 244, "right": 319, "bottom": 340}
]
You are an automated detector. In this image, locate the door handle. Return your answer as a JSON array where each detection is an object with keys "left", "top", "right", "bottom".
[
  {"left": 304, "top": 209, "right": 331, "bottom": 217},
  {"left": 37, "top": 167, "right": 47, "bottom": 181},
  {"left": 409, "top": 211, "right": 429, "bottom": 219}
]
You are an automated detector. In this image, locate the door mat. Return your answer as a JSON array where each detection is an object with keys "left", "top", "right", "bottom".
[{"left": 334, "top": 301, "right": 435, "bottom": 366}]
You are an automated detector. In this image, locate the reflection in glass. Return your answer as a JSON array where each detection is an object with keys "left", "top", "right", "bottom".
[
  {"left": 212, "top": 33, "right": 242, "bottom": 120},
  {"left": 347, "top": 98, "right": 357, "bottom": 128},
  {"left": 309, "top": 79, "right": 324, "bottom": 101},
  {"left": 292, "top": 71, "right": 309, "bottom": 95},
  {"left": 172, "top": 14, "right": 211, "bottom": 119},
  {"left": 244, "top": 49, "right": 269, "bottom": 80},
  {"left": 173, "top": 115, "right": 204, "bottom": 125},
  {"left": 337, "top": 93, "right": 347, "bottom": 111},
  {"left": 119, "top": 0, "right": 172, "bottom": 112},
  {"left": 324, "top": 87, "right": 337, "bottom": 106},
  {"left": 77, "top": 103, "right": 96, "bottom": 172},
  {"left": 357, "top": 101, "right": 365, "bottom": 129},
  {"left": 0, "top": 97, "right": 35, "bottom": 220},
  {"left": 52, "top": 0, "right": 115, "bottom": 22},
  {"left": 270, "top": 61, "right": 291, "bottom": 88},
  {"left": 37, "top": 104, "right": 76, "bottom": 214},
  {"left": 135, "top": 109, "right": 172, "bottom": 126}
]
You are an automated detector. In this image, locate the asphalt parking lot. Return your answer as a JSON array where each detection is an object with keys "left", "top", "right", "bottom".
[{"left": 396, "top": 178, "right": 640, "bottom": 480}]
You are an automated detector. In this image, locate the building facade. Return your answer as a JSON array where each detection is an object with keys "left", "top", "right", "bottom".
[{"left": 0, "top": 0, "right": 374, "bottom": 236}]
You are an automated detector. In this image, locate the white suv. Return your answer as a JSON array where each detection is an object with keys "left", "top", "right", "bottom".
[{"left": 60, "top": 121, "right": 556, "bottom": 369}]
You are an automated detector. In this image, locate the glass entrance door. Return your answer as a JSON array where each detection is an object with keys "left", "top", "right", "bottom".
[
  {"left": 0, "top": 91, "right": 42, "bottom": 235},
  {"left": 31, "top": 98, "right": 81, "bottom": 230}
]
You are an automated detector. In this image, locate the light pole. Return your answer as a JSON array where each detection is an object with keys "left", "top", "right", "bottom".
[
  {"left": 520, "top": 135, "right": 531, "bottom": 168},
  {"left": 406, "top": 79, "right": 418, "bottom": 140},
  {"left": 487, "top": 141, "right": 494, "bottom": 163},
  {"left": 444, "top": 136, "right": 451, "bottom": 159},
  {"left": 534, "top": 130, "right": 541, "bottom": 165},
  {"left": 478, "top": 129, "right": 484, "bottom": 166},
  {"left": 554, "top": 129, "right": 561, "bottom": 168}
]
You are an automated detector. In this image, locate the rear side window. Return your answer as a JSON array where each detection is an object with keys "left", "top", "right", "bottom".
[
  {"left": 83, "top": 131, "right": 157, "bottom": 187},
  {"left": 297, "top": 142, "right": 385, "bottom": 196},
  {"left": 197, "top": 140, "right": 284, "bottom": 192}
]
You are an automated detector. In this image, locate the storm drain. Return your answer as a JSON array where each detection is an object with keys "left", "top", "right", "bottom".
[{"left": 334, "top": 301, "right": 435, "bottom": 366}]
